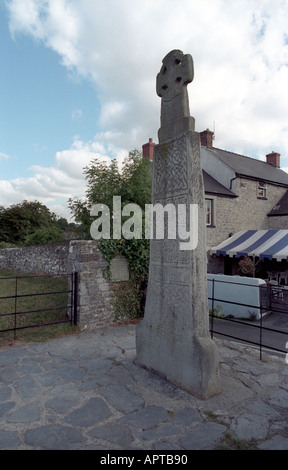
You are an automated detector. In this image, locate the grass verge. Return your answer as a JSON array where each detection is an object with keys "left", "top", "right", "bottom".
[{"left": 0, "top": 268, "right": 79, "bottom": 347}]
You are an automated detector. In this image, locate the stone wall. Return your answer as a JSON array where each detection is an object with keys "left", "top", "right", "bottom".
[
  {"left": 233, "top": 178, "right": 287, "bottom": 231},
  {"left": 0, "top": 240, "right": 115, "bottom": 330},
  {"left": 206, "top": 196, "right": 236, "bottom": 248},
  {"left": 206, "top": 177, "right": 287, "bottom": 248},
  {"left": 0, "top": 243, "right": 70, "bottom": 275},
  {"left": 268, "top": 215, "right": 288, "bottom": 229},
  {"left": 206, "top": 178, "right": 287, "bottom": 276},
  {"left": 68, "top": 241, "right": 115, "bottom": 330}
]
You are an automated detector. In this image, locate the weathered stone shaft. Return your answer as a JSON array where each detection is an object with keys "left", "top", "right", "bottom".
[{"left": 136, "top": 50, "right": 221, "bottom": 399}]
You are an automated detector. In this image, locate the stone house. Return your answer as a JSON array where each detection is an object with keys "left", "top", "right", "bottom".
[
  {"left": 143, "top": 131, "right": 288, "bottom": 276},
  {"left": 199, "top": 129, "right": 288, "bottom": 275},
  {"left": 200, "top": 129, "right": 288, "bottom": 240}
]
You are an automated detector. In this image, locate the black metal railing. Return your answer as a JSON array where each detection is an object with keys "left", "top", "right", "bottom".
[
  {"left": 208, "top": 277, "right": 288, "bottom": 360},
  {"left": 0, "top": 272, "right": 78, "bottom": 340}
]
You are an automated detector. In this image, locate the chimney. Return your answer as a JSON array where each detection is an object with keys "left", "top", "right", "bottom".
[
  {"left": 200, "top": 129, "right": 214, "bottom": 149},
  {"left": 142, "top": 138, "right": 155, "bottom": 161},
  {"left": 266, "top": 151, "right": 280, "bottom": 168}
]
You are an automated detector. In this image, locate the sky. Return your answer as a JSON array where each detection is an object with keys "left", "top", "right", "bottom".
[{"left": 1, "top": 0, "right": 288, "bottom": 220}]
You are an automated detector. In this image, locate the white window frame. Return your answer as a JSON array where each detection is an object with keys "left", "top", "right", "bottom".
[
  {"left": 257, "top": 182, "right": 267, "bottom": 198},
  {"left": 205, "top": 198, "right": 213, "bottom": 226}
]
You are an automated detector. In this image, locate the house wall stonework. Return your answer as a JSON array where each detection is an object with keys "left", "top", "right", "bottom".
[
  {"left": 206, "top": 196, "right": 235, "bottom": 247},
  {"left": 206, "top": 177, "right": 287, "bottom": 248},
  {"left": 233, "top": 178, "right": 287, "bottom": 231},
  {"left": 268, "top": 215, "right": 288, "bottom": 229}
]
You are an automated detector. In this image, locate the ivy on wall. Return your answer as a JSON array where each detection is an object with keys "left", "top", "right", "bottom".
[
  {"left": 99, "top": 237, "right": 149, "bottom": 320},
  {"left": 69, "top": 149, "right": 152, "bottom": 321}
]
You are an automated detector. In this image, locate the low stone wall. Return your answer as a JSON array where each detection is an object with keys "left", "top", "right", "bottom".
[
  {"left": 0, "top": 243, "right": 70, "bottom": 275},
  {"left": 68, "top": 241, "right": 115, "bottom": 330},
  {"left": 0, "top": 240, "right": 115, "bottom": 330}
]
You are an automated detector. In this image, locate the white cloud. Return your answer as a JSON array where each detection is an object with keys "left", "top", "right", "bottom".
[
  {"left": 4, "top": 0, "right": 288, "bottom": 215},
  {"left": 8, "top": 0, "right": 288, "bottom": 146},
  {"left": 0, "top": 152, "right": 11, "bottom": 160},
  {"left": 0, "top": 137, "right": 115, "bottom": 216}
]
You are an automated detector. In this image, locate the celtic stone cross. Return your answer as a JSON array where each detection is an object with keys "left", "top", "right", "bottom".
[
  {"left": 156, "top": 49, "right": 195, "bottom": 142},
  {"left": 136, "top": 50, "right": 221, "bottom": 399}
]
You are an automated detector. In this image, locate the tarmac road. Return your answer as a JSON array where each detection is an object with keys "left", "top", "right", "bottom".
[{"left": 211, "top": 309, "right": 288, "bottom": 357}]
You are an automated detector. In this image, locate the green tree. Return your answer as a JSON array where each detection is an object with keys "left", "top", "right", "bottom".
[
  {"left": 68, "top": 149, "right": 152, "bottom": 235},
  {"left": 25, "top": 226, "right": 66, "bottom": 246},
  {"left": 68, "top": 149, "right": 152, "bottom": 318},
  {"left": 0, "top": 200, "right": 58, "bottom": 245},
  {"left": 56, "top": 217, "right": 69, "bottom": 230}
]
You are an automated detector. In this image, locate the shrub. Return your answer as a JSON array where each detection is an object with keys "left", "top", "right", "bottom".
[
  {"left": 99, "top": 237, "right": 149, "bottom": 321},
  {"left": 24, "top": 226, "right": 65, "bottom": 246},
  {"left": 111, "top": 280, "right": 144, "bottom": 321}
]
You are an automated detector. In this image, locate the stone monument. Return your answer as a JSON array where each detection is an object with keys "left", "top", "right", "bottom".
[{"left": 135, "top": 50, "right": 221, "bottom": 399}]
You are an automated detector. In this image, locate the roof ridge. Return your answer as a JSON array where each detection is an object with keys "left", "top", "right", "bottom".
[
  {"left": 202, "top": 145, "right": 288, "bottom": 186},
  {"left": 210, "top": 146, "right": 287, "bottom": 172},
  {"left": 211, "top": 146, "right": 263, "bottom": 162}
]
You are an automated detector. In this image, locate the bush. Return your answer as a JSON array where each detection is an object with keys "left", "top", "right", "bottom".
[
  {"left": 111, "top": 280, "right": 144, "bottom": 320},
  {"left": 24, "top": 226, "right": 65, "bottom": 246},
  {"left": 99, "top": 237, "right": 149, "bottom": 320},
  {"left": 0, "top": 200, "right": 58, "bottom": 244}
]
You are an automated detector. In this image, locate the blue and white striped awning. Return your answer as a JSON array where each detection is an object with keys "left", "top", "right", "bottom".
[{"left": 209, "top": 230, "right": 288, "bottom": 261}]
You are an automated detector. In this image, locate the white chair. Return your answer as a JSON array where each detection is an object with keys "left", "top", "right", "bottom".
[
  {"left": 279, "top": 272, "right": 288, "bottom": 285},
  {"left": 267, "top": 271, "right": 279, "bottom": 282},
  {"left": 269, "top": 280, "right": 284, "bottom": 302}
]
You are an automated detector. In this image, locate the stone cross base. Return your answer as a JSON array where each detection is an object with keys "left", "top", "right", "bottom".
[{"left": 136, "top": 323, "right": 221, "bottom": 400}]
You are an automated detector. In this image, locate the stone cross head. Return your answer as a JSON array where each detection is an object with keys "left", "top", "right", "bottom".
[
  {"left": 156, "top": 50, "right": 195, "bottom": 141},
  {"left": 156, "top": 49, "right": 194, "bottom": 102}
]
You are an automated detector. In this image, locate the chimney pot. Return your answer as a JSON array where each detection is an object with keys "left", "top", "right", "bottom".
[
  {"left": 266, "top": 151, "right": 280, "bottom": 168},
  {"left": 142, "top": 138, "right": 155, "bottom": 161},
  {"left": 200, "top": 129, "right": 214, "bottom": 149}
]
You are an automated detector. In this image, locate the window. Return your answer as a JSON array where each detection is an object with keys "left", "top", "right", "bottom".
[
  {"left": 257, "top": 182, "right": 267, "bottom": 199},
  {"left": 205, "top": 199, "right": 214, "bottom": 226}
]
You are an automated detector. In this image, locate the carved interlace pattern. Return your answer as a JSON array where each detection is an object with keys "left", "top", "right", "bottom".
[{"left": 154, "top": 135, "right": 188, "bottom": 198}]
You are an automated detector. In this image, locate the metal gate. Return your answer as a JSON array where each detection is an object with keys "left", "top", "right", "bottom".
[
  {"left": 0, "top": 271, "right": 78, "bottom": 340},
  {"left": 209, "top": 280, "right": 288, "bottom": 359},
  {"left": 268, "top": 283, "right": 288, "bottom": 313}
]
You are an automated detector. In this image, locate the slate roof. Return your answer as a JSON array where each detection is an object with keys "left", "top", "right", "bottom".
[
  {"left": 268, "top": 191, "right": 288, "bottom": 216},
  {"left": 203, "top": 170, "right": 236, "bottom": 197},
  {"left": 204, "top": 147, "right": 288, "bottom": 187}
]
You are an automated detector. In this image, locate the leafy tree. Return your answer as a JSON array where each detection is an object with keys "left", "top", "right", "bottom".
[
  {"left": 24, "top": 226, "right": 66, "bottom": 246},
  {"left": 121, "top": 150, "right": 152, "bottom": 209},
  {"left": 56, "top": 217, "right": 69, "bottom": 230},
  {"left": 68, "top": 149, "right": 152, "bottom": 236},
  {"left": 68, "top": 149, "right": 152, "bottom": 318},
  {"left": 0, "top": 200, "right": 58, "bottom": 245}
]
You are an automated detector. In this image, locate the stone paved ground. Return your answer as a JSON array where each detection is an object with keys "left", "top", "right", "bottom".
[{"left": 0, "top": 323, "right": 288, "bottom": 450}]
